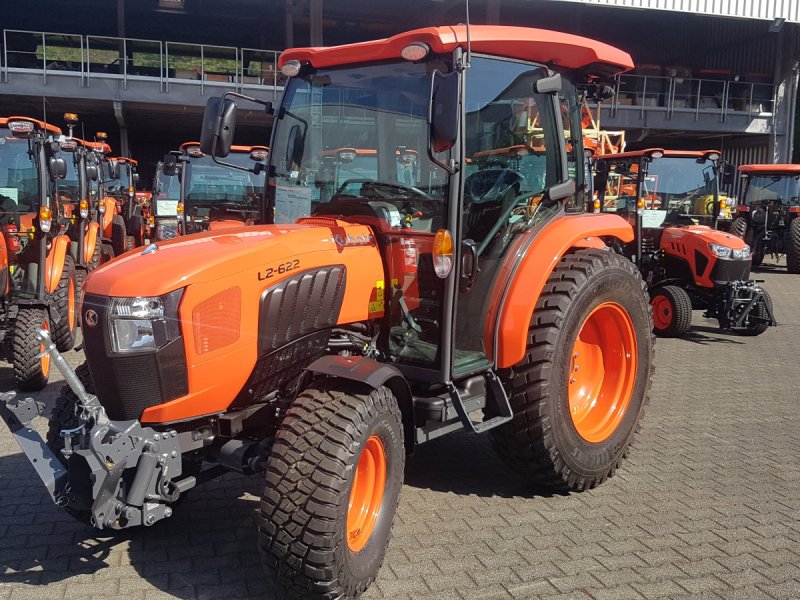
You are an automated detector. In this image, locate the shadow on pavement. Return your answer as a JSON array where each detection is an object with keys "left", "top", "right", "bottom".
[{"left": 681, "top": 326, "right": 746, "bottom": 345}]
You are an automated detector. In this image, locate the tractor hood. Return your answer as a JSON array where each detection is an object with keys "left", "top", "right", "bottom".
[
  {"left": 84, "top": 222, "right": 368, "bottom": 297},
  {"left": 661, "top": 225, "right": 748, "bottom": 251}
]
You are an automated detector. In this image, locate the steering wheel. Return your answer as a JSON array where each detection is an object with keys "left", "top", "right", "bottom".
[
  {"left": 338, "top": 178, "right": 434, "bottom": 202},
  {"left": 477, "top": 189, "right": 542, "bottom": 256}
]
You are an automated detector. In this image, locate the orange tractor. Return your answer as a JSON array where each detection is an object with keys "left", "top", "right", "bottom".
[
  {"left": 89, "top": 132, "right": 131, "bottom": 260},
  {"left": 731, "top": 164, "right": 800, "bottom": 272},
  {"left": 0, "top": 116, "right": 79, "bottom": 389},
  {"left": 168, "top": 142, "right": 268, "bottom": 235},
  {"left": 594, "top": 148, "right": 773, "bottom": 336},
  {"left": 103, "top": 155, "right": 146, "bottom": 251},
  {"left": 2, "top": 27, "right": 654, "bottom": 598}
]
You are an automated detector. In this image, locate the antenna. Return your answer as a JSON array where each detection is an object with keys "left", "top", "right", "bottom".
[{"left": 465, "top": 0, "right": 472, "bottom": 69}]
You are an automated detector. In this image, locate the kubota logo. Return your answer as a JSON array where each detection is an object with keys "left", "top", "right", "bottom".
[{"left": 84, "top": 309, "right": 98, "bottom": 327}]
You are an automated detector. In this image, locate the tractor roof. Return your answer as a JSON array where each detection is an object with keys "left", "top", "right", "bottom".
[
  {"left": 596, "top": 148, "right": 720, "bottom": 160},
  {"left": 179, "top": 141, "right": 268, "bottom": 153},
  {"left": 2, "top": 115, "right": 62, "bottom": 135},
  {"left": 739, "top": 164, "right": 800, "bottom": 174},
  {"left": 279, "top": 25, "right": 633, "bottom": 77}
]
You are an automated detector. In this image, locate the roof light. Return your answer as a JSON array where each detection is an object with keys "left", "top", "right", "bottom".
[
  {"left": 96, "top": 131, "right": 108, "bottom": 141},
  {"left": 705, "top": 151, "right": 721, "bottom": 161},
  {"left": 186, "top": 146, "right": 204, "bottom": 158},
  {"left": 281, "top": 60, "right": 301, "bottom": 77},
  {"left": 648, "top": 150, "right": 664, "bottom": 160},
  {"left": 64, "top": 113, "right": 79, "bottom": 124},
  {"left": 250, "top": 148, "right": 269, "bottom": 161},
  {"left": 400, "top": 42, "right": 430, "bottom": 62},
  {"left": 60, "top": 139, "right": 78, "bottom": 151},
  {"left": 8, "top": 120, "right": 35, "bottom": 136},
  {"left": 337, "top": 149, "right": 357, "bottom": 162}
]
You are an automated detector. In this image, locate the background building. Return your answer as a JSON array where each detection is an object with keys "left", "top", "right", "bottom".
[{"left": 2, "top": 0, "right": 798, "bottom": 188}]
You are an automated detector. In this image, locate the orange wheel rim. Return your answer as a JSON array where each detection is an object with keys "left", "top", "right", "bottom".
[
  {"left": 67, "top": 277, "right": 76, "bottom": 332},
  {"left": 568, "top": 302, "right": 638, "bottom": 443},
  {"left": 40, "top": 320, "right": 50, "bottom": 377},
  {"left": 347, "top": 435, "right": 386, "bottom": 553},
  {"left": 651, "top": 295, "right": 673, "bottom": 330}
]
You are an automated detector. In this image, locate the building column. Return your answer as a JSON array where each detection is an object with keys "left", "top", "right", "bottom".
[
  {"left": 113, "top": 101, "right": 130, "bottom": 157},
  {"left": 772, "top": 26, "right": 799, "bottom": 163},
  {"left": 310, "top": 0, "right": 323, "bottom": 46}
]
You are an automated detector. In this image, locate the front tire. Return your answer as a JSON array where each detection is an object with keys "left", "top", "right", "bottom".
[
  {"left": 52, "top": 254, "right": 78, "bottom": 351},
  {"left": 787, "top": 219, "right": 800, "bottom": 274},
  {"left": 111, "top": 215, "right": 128, "bottom": 257},
  {"left": 650, "top": 285, "right": 692, "bottom": 337},
  {"left": 12, "top": 308, "right": 51, "bottom": 391},
  {"left": 258, "top": 380, "right": 404, "bottom": 599},
  {"left": 492, "top": 249, "right": 654, "bottom": 492}
]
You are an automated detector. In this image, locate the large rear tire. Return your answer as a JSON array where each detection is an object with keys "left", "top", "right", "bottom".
[
  {"left": 127, "top": 214, "right": 145, "bottom": 247},
  {"left": 787, "top": 218, "right": 800, "bottom": 274},
  {"left": 258, "top": 379, "right": 404, "bottom": 599},
  {"left": 491, "top": 249, "right": 653, "bottom": 492},
  {"left": 730, "top": 216, "right": 748, "bottom": 240},
  {"left": 12, "top": 308, "right": 51, "bottom": 391},
  {"left": 650, "top": 285, "right": 692, "bottom": 337},
  {"left": 52, "top": 254, "right": 78, "bottom": 351}
]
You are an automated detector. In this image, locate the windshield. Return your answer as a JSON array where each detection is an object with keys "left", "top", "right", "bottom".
[
  {"left": 185, "top": 153, "right": 265, "bottom": 207},
  {"left": 744, "top": 174, "right": 800, "bottom": 206},
  {"left": 0, "top": 129, "right": 39, "bottom": 213},
  {"left": 107, "top": 161, "right": 131, "bottom": 194},
  {"left": 59, "top": 151, "right": 81, "bottom": 203},
  {"left": 645, "top": 157, "right": 717, "bottom": 212},
  {"left": 269, "top": 59, "right": 451, "bottom": 225},
  {"left": 155, "top": 167, "right": 181, "bottom": 200}
]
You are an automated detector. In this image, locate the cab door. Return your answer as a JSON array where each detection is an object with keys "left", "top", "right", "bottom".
[{"left": 451, "top": 56, "right": 573, "bottom": 377}]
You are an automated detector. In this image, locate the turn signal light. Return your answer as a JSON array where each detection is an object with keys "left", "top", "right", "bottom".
[
  {"left": 79, "top": 199, "right": 89, "bottom": 218},
  {"left": 98, "top": 199, "right": 106, "bottom": 214},
  {"left": 637, "top": 199, "right": 646, "bottom": 209},
  {"left": 176, "top": 202, "right": 184, "bottom": 216},
  {"left": 148, "top": 214, "right": 155, "bottom": 225},
  {"left": 39, "top": 206, "right": 52, "bottom": 232},
  {"left": 432, "top": 228, "right": 454, "bottom": 279}
]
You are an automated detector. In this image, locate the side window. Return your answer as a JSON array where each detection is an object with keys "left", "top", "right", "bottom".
[
  {"left": 559, "top": 80, "right": 585, "bottom": 212},
  {"left": 463, "top": 57, "right": 560, "bottom": 258}
]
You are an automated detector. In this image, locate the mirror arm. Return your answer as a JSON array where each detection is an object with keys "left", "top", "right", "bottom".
[
  {"left": 222, "top": 91, "right": 274, "bottom": 115},
  {"left": 210, "top": 154, "right": 261, "bottom": 175}
]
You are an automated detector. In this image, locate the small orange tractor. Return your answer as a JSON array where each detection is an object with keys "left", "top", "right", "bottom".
[
  {"left": 150, "top": 157, "right": 181, "bottom": 241},
  {"left": 0, "top": 116, "right": 78, "bottom": 389},
  {"left": 104, "top": 155, "right": 146, "bottom": 250},
  {"left": 594, "top": 148, "right": 774, "bottom": 336},
  {"left": 731, "top": 164, "right": 800, "bottom": 272},
  {"left": 171, "top": 141, "right": 268, "bottom": 235},
  {"left": 89, "top": 133, "right": 132, "bottom": 259},
  {"left": 2, "top": 27, "right": 654, "bottom": 599}
]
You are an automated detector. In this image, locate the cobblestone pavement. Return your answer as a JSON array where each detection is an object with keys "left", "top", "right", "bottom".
[{"left": 1, "top": 259, "right": 799, "bottom": 600}]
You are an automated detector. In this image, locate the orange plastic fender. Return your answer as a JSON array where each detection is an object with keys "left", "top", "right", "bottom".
[
  {"left": 83, "top": 221, "right": 100, "bottom": 264},
  {"left": 0, "top": 235, "right": 9, "bottom": 297},
  {"left": 101, "top": 197, "right": 116, "bottom": 237},
  {"left": 491, "top": 213, "right": 634, "bottom": 368},
  {"left": 45, "top": 234, "right": 72, "bottom": 293}
]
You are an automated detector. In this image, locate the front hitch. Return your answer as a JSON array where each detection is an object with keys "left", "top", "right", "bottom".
[{"left": 0, "top": 329, "right": 184, "bottom": 529}]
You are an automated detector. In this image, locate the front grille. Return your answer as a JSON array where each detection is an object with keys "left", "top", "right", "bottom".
[
  {"left": 710, "top": 258, "right": 751, "bottom": 285},
  {"left": 82, "top": 294, "right": 189, "bottom": 421}
]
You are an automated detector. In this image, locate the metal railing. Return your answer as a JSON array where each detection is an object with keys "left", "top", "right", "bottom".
[
  {"left": 2, "top": 29, "right": 283, "bottom": 97},
  {"left": 609, "top": 74, "right": 777, "bottom": 122}
]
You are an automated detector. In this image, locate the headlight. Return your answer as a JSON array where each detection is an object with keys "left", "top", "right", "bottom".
[
  {"left": 708, "top": 243, "right": 732, "bottom": 259},
  {"left": 108, "top": 291, "right": 182, "bottom": 353},
  {"left": 732, "top": 245, "right": 751, "bottom": 260}
]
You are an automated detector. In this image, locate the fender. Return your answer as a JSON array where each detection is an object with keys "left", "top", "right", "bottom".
[
  {"left": 491, "top": 213, "right": 634, "bottom": 368},
  {"left": 45, "top": 235, "right": 72, "bottom": 294},
  {"left": 101, "top": 197, "right": 116, "bottom": 238},
  {"left": 83, "top": 221, "right": 100, "bottom": 264},
  {"left": 0, "top": 237, "right": 8, "bottom": 297},
  {"left": 306, "top": 355, "right": 414, "bottom": 451}
]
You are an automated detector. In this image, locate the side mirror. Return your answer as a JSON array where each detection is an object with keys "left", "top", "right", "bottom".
[
  {"left": 285, "top": 124, "right": 305, "bottom": 168},
  {"left": 49, "top": 157, "right": 67, "bottom": 180},
  {"left": 86, "top": 165, "right": 98, "bottom": 181},
  {"left": 430, "top": 71, "right": 460, "bottom": 154},
  {"left": 535, "top": 73, "right": 563, "bottom": 94},
  {"left": 133, "top": 172, "right": 140, "bottom": 185},
  {"left": 722, "top": 164, "right": 736, "bottom": 186},
  {"left": 200, "top": 96, "right": 237, "bottom": 157},
  {"left": 163, "top": 154, "right": 178, "bottom": 177}
]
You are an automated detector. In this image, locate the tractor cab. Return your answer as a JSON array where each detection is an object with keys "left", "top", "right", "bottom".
[
  {"left": 175, "top": 142, "right": 267, "bottom": 234},
  {"left": 0, "top": 115, "right": 79, "bottom": 388},
  {"left": 104, "top": 155, "right": 147, "bottom": 248},
  {"left": 733, "top": 164, "right": 800, "bottom": 271},
  {"left": 150, "top": 158, "right": 182, "bottom": 240}
]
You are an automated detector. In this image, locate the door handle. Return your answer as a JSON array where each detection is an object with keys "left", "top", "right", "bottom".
[{"left": 460, "top": 238, "right": 478, "bottom": 293}]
